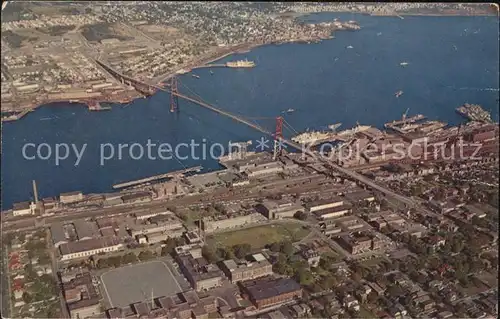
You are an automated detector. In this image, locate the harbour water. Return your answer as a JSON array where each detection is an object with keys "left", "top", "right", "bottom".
[{"left": 1, "top": 13, "right": 498, "bottom": 209}]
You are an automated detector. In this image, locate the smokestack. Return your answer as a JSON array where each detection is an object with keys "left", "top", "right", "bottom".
[{"left": 32, "top": 180, "right": 39, "bottom": 204}]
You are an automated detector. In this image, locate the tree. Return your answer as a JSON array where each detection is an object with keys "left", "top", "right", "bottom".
[
  {"left": 295, "top": 269, "right": 314, "bottom": 286},
  {"left": 294, "top": 211, "right": 308, "bottom": 220},
  {"left": 269, "top": 242, "right": 281, "bottom": 252},
  {"left": 367, "top": 291, "right": 378, "bottom": 304},
  {"left": 161, "top": 238, "right": 177, "bottom": 256},
  {"left": 22, "top": 292, "right": 33, "bottom": 304},
  {"left": 233, "top": 243, "right": 251, "bottom": 259},
  {"left": 121, "top": 253, "right": 138, "bottom": 264},
  {"left": 202, "top": 245, "right": 218, "bottom": 263},
  {"left": 280, "top": 241, "right": 294, "bottom": 256},
  {"left": 97, "top": 258, "right": 109, "bottom": 269},
  {"left": 351, "top": 272, "right": 362, "bottom": 282},
  {"left": 37, "top": 252, "right": 51, "bottom": 265},
  {"left": 138, "top": 250, "right": 154, "bottom": 261}
]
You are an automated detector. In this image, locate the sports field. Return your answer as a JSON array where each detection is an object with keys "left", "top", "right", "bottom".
[{"left": 100, "top": 260, "right": 183, "bottom": 308}]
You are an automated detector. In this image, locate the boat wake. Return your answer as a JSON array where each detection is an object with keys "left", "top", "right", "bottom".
[
  {"left": 449, "top": 86, "right": 499, "bottom": 92},
  {"left": 462, "top": 87, "right": 499, "bottom": 92}
]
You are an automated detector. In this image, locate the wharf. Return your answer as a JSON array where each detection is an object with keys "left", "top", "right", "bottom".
[
  {"left": 112, "top": 166, "right": 203, "bottom": 189},
  {"left": 1, "top": 109, "right": 32, "bottom": 122}
]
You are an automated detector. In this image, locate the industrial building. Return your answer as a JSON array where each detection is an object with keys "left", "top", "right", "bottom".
[
  {"left": 344, "top": 190, "right": 376, "bottom": 203},
  {"left": 219, "top": 253, "right": 273, "bottom": 284},
  {"left": 59, "top": 236, "right": 123, "bottom": 261},
  {"left": 312, "top": 204, "right": 352, "bottom": 220},
  {"left": 59, "top": 191, "right": 84, "bottom": 204},
  {"left": 258, "top": 199, "right": 304, "bottom": 219},
  {"left": 73, "top": 219, "right": 99, "bottom": 240},
  {"left": 129, "top": 214, "right": 184, "bottom": 237},
  {"left": 306, "top": 197, "right": 345, "bottom": 213},
  {"left": 175, "top": 249, "right": 223, "bottom": 292},
  {"left": 201, "top": 210, "right": 266, "bottom": 233},
  {"left": 239, "top": 277, "right": 302, "bottom": 309},
  {"left": 51, "top": 222, "right": 68, "bottom": 248},
  {"left": 12, "top": 201, "right": 36, "bottom": 216}
]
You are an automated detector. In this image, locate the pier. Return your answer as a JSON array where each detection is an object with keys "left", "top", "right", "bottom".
[{"left": 112, "top": 166, "right": 203, "bottom": 189}]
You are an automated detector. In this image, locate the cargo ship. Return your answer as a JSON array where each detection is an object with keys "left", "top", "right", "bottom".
[
  {"left": 384, "top": 109, "right": 426, "bottom": 128},
  {"left": 87, "top": 100, "right": 111, "bottom": 111},
  {"left": 337, "top": 123, "right": 371, "bottom": 137},
  {"left": 226, "top": 59, "right": 256, "bottom": 68},
  {"left": 456, "top": 103, "right": 492, "bottom": 123}
]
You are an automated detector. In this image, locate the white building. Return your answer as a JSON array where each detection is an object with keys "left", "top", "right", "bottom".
[{"left": 12, "top": 201, "right": 36, "bottom": 216}]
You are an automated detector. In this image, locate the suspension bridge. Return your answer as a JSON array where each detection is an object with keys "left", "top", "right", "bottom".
[{"left": 93, "top": 59, "right": 431, "bottom": 209}]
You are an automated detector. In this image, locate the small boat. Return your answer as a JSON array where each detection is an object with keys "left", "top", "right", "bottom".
[
  {"left": 286, "top": 108, "right": 295, "bottom": 113},
  {"left": 191, "top": 74, "right": 200, "bottom": 79},
  {"left": 346, "top": 45, "right": 353, "bottom": 49},
  {"left": 395, "top": 90, "right": 404, "bottom": 98},
  {"left": 377, "top": 32, "right": 382, "bottom": 36},
  {"left": 400, "top": 62, "right": 409, "bottom": 67},
  {"left": 210, "top": 70, "right": 214, "bottom": 75}
]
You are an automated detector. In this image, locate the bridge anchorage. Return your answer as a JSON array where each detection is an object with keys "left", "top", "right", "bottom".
[{"left": 170, "top": 76, "right": 180, "bottom": 113}]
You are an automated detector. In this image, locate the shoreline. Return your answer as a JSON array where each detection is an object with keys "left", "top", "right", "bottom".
[
  {"left": 2, "top": 36, "right": 333, "bottom": 122},
  {"left": 2, "top": 10, "right": 496, "bottom": 122}
]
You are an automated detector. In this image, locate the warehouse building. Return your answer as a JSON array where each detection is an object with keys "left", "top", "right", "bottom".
[
  {"left": 201, "top": 210, "right": 266, "bottom": 233},
  {"left": 239, "top": 277, "right": 302, "bottom": 309},
  {"left": 59, "top": 236, "right": 123, "bottom": 261},
  {"left": 60, "top": 191, "right": 84, "bottom": 204},
  {"left": 258, "top": 199, "right": 304, "bottom": 219}
]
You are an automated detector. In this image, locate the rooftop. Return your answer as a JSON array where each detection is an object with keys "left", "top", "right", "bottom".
[{"left": 240, "top": 277, "right": 302, "bottom": 301}]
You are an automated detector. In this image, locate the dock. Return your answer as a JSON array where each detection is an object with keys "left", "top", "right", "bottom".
[{"left": 112, "top": 166, "right": 203, "bottom": 189}]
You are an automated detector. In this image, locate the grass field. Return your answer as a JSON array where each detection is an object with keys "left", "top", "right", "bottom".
[{"left": 208, "top": 222, "right": 310, "bottom": 249}]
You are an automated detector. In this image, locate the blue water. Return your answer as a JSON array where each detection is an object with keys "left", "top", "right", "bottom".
[{"left": 1, "top": 13, "right": 498, "bottom": 209}]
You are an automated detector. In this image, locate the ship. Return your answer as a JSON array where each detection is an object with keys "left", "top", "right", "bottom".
[
  {"left": 395, "top": 90, "right": 403, "bottom": 98},
  {"left": 346, "top": 45, "right": 354, "bottom": 49},
  {"left": 400, "top": 62, "right": 409, "bottom": 67},
  {"left": 455, "top": 103, "right": 492, "bottom": 123},
  {"left": 337, "top": 122, "right": 371, "bottom": 137},
  {"left": 226, "top": 59, "right": 256, "bottom": 68},
  {"left": 292, "top": 131, "right": 336, "bottom": 145},
  {"left": 384, "top": 109, "right": 426, "bottom": 128},
  {"left": 88, "top": 100, "right": 111, "bottom": 111},
  {"left": 192, "top": 74, "right": 200, "bottom": 79},
  {"left": 210, "top": 70, "right": 214, "bottom": 75},
  {"left": 282, "top": 108, "right": 295, "bottom": 114}
]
